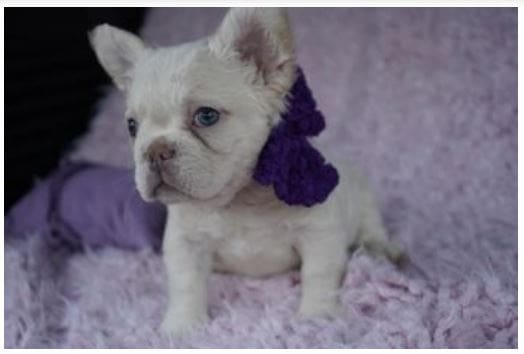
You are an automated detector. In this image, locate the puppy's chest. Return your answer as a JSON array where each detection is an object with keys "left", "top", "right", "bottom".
[{"left": 211, "top": 210, "right": 302, "bottom": 276}]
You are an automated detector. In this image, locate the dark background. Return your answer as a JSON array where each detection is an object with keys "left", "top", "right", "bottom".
[{"left": 5, "top": 8, "right": 147, "bottom": 211}]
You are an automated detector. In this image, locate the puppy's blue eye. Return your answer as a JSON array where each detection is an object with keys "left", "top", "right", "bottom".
[{"left": 193, "top": 107, "right": 220, "bottom": 127}]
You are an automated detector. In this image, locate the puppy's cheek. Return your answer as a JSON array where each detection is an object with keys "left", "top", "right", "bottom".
[
  {"left": 195, "top": 162, "right": 240, "bottom": 200},
  {"left": 192, "top": 162, "right": 230, "bottom": 198}
]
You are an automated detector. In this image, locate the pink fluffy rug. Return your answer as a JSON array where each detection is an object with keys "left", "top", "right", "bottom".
[{"left": 5, "top": 8, "right": 517, "bottom": 348}]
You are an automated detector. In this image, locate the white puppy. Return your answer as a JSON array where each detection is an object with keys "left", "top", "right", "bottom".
[{"left": 90, "top": 8, "right": 403, "bottom": 336}]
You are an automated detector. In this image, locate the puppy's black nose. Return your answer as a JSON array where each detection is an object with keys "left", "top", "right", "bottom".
[{"left": 147, "top": 141, "right": 175, "bottom": 165}]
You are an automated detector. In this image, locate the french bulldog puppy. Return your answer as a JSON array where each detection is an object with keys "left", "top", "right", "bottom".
[{"left": 90, "top": 8, "right": 403, "bottom": 336}]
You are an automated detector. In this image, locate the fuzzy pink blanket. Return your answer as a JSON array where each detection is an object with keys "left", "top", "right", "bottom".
[{"left": 5, "top": 8, "right": 517, "bottom": 348}]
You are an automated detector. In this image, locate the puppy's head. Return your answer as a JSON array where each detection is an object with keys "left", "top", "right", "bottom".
[{"left": 90, "top": 8, "right": 296, "bottom": 206}]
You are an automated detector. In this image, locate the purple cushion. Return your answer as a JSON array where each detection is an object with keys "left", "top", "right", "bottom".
[{"left": 5, "top": 162, "right": 166, "bottom": 251}]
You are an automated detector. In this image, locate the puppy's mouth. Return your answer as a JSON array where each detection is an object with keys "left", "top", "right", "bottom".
[
  {"left": 153, "top": 180, "right": 188, "bottom": 198},
  {"left": 151, "top": 177, "right": 193, "bottom": 203},
  {"left": 143, "top": 166, "right": 228, "bottom": 205}
]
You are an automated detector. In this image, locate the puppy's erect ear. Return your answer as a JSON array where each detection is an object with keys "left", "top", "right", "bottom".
[
  {"left": 209, "top": 8, "right": 296, "bottom": 96},
  {"left": 89, "top": 24, "right": 145, "bottom": 91}
]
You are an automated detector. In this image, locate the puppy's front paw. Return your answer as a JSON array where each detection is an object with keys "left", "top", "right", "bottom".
[
  {"left": 160, "top": 311, "right": 209, "bottom": 338},
  {"left": 297, "top": 299, "right": 344, "bottom": 319}
]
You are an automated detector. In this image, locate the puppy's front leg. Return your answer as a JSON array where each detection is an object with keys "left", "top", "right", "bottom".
[
  {"left": 296, "top": 233, "right": 348, "bottom": 318},
  {"left": 161, "top": 230, "right": 211, "bottom": 336}
]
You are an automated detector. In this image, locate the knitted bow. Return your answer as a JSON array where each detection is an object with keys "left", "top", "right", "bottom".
[{"left": 253, "top": 67, "right": 339, "bottom": 207}]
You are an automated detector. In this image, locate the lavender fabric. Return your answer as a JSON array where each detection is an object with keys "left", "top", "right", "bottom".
[
  {"left": 5, "top": 8, "right": 516, "bottom": 348},
  {"left": 5, "top": 162, "right": 166, "bottom": 251},
  {"left": 254, "top": 67, "right": 339, "bottom": 206}
]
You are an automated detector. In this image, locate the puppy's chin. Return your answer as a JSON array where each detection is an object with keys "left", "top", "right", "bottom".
[
  {"left": 149, "top": 181, "right": 239, "bottom": 207},
  {"left": 151, "top": 182, "right": 194, "bottom": 205}
]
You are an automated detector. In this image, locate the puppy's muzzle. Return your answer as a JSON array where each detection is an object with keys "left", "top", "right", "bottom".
[{"left": 147, "top": 140, "right": 175, "bottom": 171}]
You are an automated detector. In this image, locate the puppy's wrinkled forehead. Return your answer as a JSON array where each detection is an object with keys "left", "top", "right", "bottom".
[{"left": 127, "top": 42, "right": 256, "bottom": 123}]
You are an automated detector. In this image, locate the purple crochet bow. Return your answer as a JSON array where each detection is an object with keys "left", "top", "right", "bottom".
[{"left": 253, "top": 67, "right": 339, "bottom": 207}]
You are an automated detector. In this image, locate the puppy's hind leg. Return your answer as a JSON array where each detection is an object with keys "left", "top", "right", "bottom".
[{"left": 359, "top": 201, "right": 406, "bottom": 265}]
